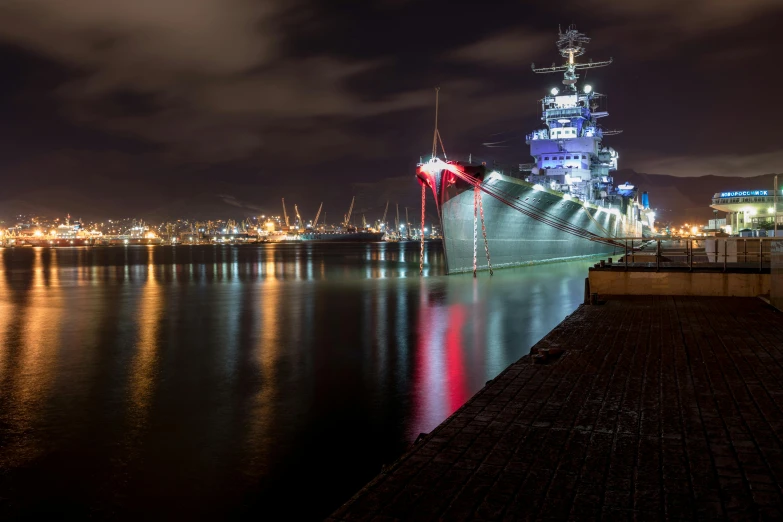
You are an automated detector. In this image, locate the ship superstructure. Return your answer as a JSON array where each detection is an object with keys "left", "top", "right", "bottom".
[
  {"left": 416, "top": 26, "right": 652, "bottom": 274},
  {"left": 527, "top": 26, "right": 619, "bottom": 203}
]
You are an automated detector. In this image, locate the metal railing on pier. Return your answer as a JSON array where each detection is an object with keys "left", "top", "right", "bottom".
[{"left": 590, "top": 237, "right": 781, "bottom": 273}]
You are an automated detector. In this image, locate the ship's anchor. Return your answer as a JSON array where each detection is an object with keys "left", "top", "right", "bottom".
[{"left": 473, "top": 185, "right": 493, "bottom": 277}]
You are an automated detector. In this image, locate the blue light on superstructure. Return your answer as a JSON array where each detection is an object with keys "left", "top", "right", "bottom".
[{"left": 527, "top": 26, "right": 621, "bottom": 203}]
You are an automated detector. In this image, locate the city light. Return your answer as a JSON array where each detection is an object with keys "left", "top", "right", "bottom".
[
  {"left": 550, "top": 87, "right": 559, "bottom": 95},
  {"left": 583, "top": 84, "right": 592, "bottom": 93}
]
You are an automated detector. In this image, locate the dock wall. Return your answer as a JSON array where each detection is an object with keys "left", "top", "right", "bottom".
[{"left": 589, "top": 269, "right": 770, "bottom": 297}]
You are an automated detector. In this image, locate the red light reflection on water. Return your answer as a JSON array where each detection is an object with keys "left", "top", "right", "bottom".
[
  {"left": 411, "top": 290, "right": 472, "bottom": 438},
  {"left": 445, "top": 305, "right": 468, "bottom": 412}
]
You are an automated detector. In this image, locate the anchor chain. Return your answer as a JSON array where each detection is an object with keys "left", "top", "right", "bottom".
[
  {"left": 420, "top": 183, "right": 425, "bottom": 275},
  {"left": 473, "top": 186, "right": 478, "bottom": 277},
  {"left": 477, "top": 187, "right": 493, "bottom": 275}
]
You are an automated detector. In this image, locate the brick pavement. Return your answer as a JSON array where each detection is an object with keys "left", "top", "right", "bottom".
[{"left": 329, "top": 296, "right": 783, "bottom": 521}]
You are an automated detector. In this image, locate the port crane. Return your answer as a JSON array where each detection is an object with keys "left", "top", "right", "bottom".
[
  {"left": 381, "top": 200, "right": 389, "bottom": 229},
  {"left": 282, "top": 198, "right": 290, "bottom": 228},
  {"left": 294, "top": 204, "right": 303, "bottom": 230},
  {"left": 313, "top": 202, "right": 323, "bottom": 229},
  {"left": 344, "top": 196, "right": 355, "bottom": 228}
]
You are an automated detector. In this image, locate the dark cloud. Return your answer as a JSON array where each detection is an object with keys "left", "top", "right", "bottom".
[
  {"left": 0, "top": 0, "right": 434, "bottom": 164},
  {"left": 0, "top": 0, "right": 779, "bottom": 218},
  {"left": 450, "top": 31, "right": 551, "bottom": 67},
  {"left": 631, "top": 150, "right": 783, "bottom": 179}
]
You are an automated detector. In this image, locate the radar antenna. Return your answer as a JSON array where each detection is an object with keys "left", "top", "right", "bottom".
[{"left": 531, "top": 25, "right": 612, "bottom": 91}]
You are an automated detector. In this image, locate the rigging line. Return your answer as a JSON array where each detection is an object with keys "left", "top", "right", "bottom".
[
  {"left": 459, "top": 175, "right": 596, "bottom": 238},
  {"left": 478, "top": 189, "right": 493, "bottom": 275},
  {"left": 420, "top": 183, "right": 426, "bottom": 275},
  {"left": 482, "top": 139, "right": 518, "bottom": 146},
  {"left": 447, "top": 168, "right": 622, "bottom": 246},
  {"left": 487, "top": 130, "right": 520, "bottom": 137},
  {"left": 457, "top": 171, "right": 604, "bottom": 237},
  {"left": 473, "top": 187, "right": 478, "bottom": 277},
  {"left": 473, "top": 176, "right": 606, "bottom": 235},
  {"left": 583, "top": 206, "right": 612, "bottom": 237},
  {"left": 436, "top": 129, "right": 448, "bottom": 160}
]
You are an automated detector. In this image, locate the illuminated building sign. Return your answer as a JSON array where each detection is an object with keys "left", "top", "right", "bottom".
[{"left": 719, "top": 190, "right": 769, "bottom": 198}]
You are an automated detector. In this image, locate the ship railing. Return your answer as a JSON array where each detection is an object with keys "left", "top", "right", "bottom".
[{"left": 589, "top": 236, "right": 783, "bottom": 273}]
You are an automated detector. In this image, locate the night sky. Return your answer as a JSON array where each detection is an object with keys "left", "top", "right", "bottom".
[{"left": 0, "top": 0, "right": 780, "bottom": 219}]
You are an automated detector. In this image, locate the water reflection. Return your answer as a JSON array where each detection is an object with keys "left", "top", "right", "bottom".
[
  {"left": 243, "top": 247, "right": 281, "bottom": 475},
  {"left": 5, "top": 249, "right": 63, "bottom": 466},
  {"left": 127, "top": 251, "right": 164, "bottom": 430},
  {"left": 0, "top": 243, "right": 597, "bottom": 520}
]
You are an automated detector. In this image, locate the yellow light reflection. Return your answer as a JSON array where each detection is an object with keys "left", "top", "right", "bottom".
[
  {"left": 0, "top": 253, "right": 13, "bottom": 377},
  {"left": 8, "top": 249, "right": 63, "bottom": 464},
  {"left": 244, "top": 247, "right": 280, "bottom": 472},
  {"left": 127, "top": 250, "right": 164, "bottom": 430}
]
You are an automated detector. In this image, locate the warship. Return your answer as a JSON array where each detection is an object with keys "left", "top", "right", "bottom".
[{"left": 416, "top": 26, "right": 653, "bottom": 274}]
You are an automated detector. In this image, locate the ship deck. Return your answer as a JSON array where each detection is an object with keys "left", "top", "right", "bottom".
[{"left": 330, "top": 296, "right": 783, "bottom": 520}]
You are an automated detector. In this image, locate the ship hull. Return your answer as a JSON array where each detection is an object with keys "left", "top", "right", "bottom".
[
  {"left": 438, "top": 172, "right": 640, "bottom": 274},
  {"left": 299, "top": 231, "right": 383, "bottom": 242}
]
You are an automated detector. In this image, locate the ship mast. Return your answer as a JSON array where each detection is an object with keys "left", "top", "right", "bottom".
[
  {"left": 430, "top": 87, "right": 447, "bottom": 160},
  {"left": 531, "top": 25, "right": 612, "bottom": 92}
]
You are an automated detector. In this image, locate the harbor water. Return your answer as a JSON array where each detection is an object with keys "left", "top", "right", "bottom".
[{"left": 0, "top": 243, "right": 597, "bottom": 520}]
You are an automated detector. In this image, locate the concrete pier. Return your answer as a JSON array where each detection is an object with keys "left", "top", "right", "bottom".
[
  {"left": 330, "top": 296, "right": 783, "bottom": 520},
  {"left": 589, "top": 267, "right": 770, "bottom": 297}
]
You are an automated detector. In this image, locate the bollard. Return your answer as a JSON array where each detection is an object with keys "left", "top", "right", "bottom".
[
  {"left": 624, "top": 240, "right": 628, "bottom": 271},
  {"left": 584, "top": 278, "right": 590, "bottom": 304},
  {"left": 689, "top": 239, "right": 693, "bottom": 271}
]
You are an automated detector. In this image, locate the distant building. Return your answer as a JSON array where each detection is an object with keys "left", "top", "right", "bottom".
[
  {"left": 707, "top": 218, "right": 726, "bottom": 231},
  {"left": 710, "top": 190, "right": 783, "bottom": 232}
]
